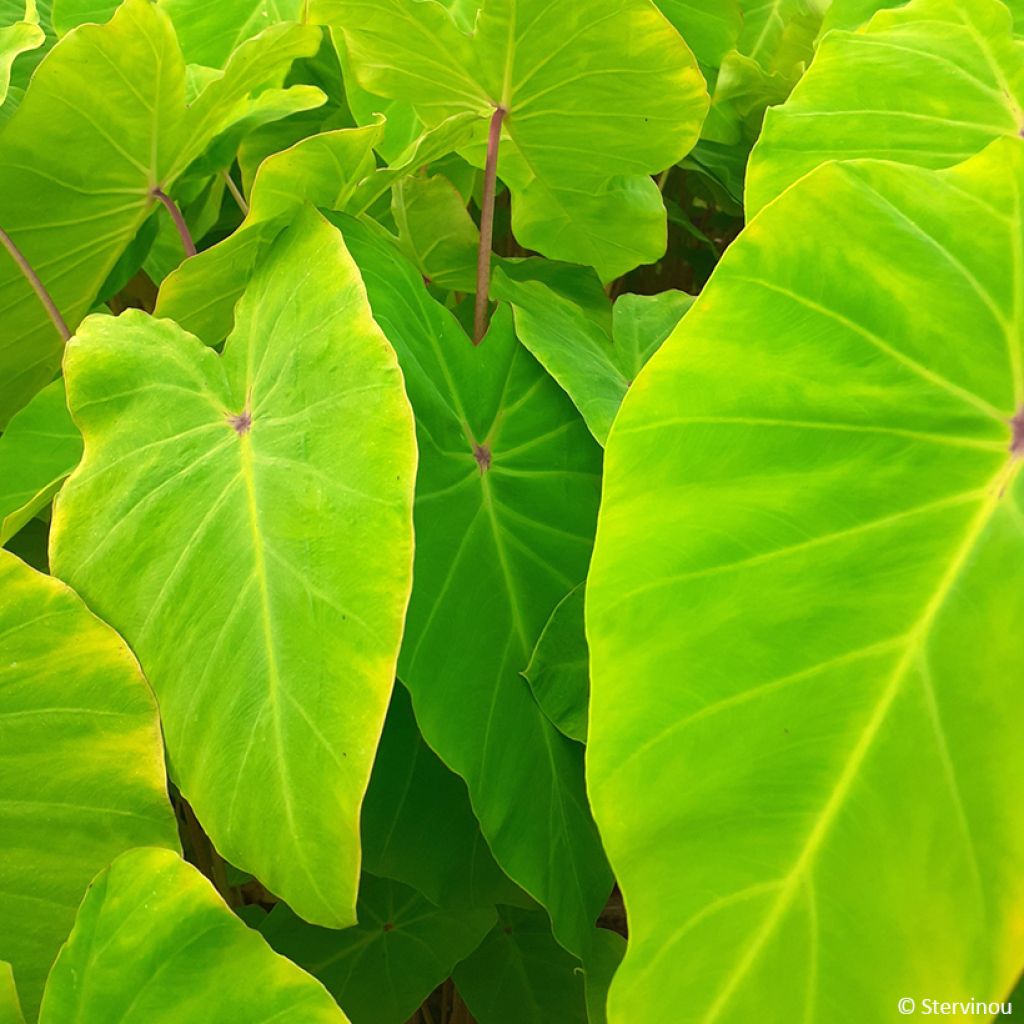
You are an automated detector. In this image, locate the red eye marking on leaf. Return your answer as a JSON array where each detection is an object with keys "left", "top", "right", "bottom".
[
  {"left": 382, "top": 922, "right": 394, "bottom": 932},
  {"left": 473, "top": 443, "right": 492, "bottom": 472},
  {"left": 228, "top": 410, "right": 252, "bottom": 436},
  {"left": 1011, "top": 406, "right": 1024, "bottom": 457}
]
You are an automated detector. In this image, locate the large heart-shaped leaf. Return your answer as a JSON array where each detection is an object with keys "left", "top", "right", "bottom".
[
  {"left": 0, "top": 0, "right": 319, "bottom": 424},
  {"left": 587, "top": 140, "right": 1024, "bottom": 1020},
  {"left": 51, "top": 211, "right": 416, "bottom": 928},
  {"left": 311, "top": 0, "right": 709, "bottom": 279},
  {"left": 0, "top": 550, "right": 178, "bottom": 1018},
  {"left": 335, "top": 215, "right": 612, "bottom": 957},
  {"left": 37, "top": 848, "right": 349, "bottom": 1023},
  {"left": 0, "top": 379, "right": 80, "bottom": 545},
  {"left": 262, "top": 874, "right": 496, "bottom": 1024},
  {"left": 747, "top": 0, "right": 1024, "bottom": 215}
]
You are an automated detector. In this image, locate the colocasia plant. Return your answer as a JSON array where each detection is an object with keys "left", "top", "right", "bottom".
[{"left": 0, "top": 0, "right": 1021, "bottom": 1020}]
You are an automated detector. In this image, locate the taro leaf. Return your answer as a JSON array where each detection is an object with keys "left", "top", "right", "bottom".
[
  {"left": 335, "top": 215, "right": 612, "bottom": 957},
  {"left": 392, "top": 174, "right": 479, "bottom": 292},
  {"left": 157, "top": 0, "right": 305, "bottom": 67},
  {"left": 523, "top": 584, "right": 588, "bottom": 744},
  {"left": 747, "top": 0, "right": 1024, "bottom": 216},
  {"left": 655, "top": 0, "right": 742, "bottom": 73},
  {"left": 819, "top": 0, "right": 907, "bottom": 32},
  {"left": 0, "top": 379, "right": 81, "bottom": 545},
  {"left": 493, "top": 265, "right": 693, "bottom": 444},
  {"left": 737, "top": 0, "right": 824, "bottom": 72},
  {"left": 53, "top": 0, "right": 304, "bottom": 65},
  {"left": 50, "top": 211, "right": 416, "bottom": 929},
  {"left": 0, "top": 0, "right": 319, "bottom": 425},
  {"left": 261, "top": 874, "right": 496, "bottom": 1024},
  {"left": 37, "top": 848, "right": 349, "bottom": 1023},
  {"left": 0, "top": 0, "right": 42, "bottom": 104},
  {"left": 155, "top": 122, "right": 385, "bottom": 344},
  {"left": 586, "top": 140, "right": 1024, "bottom": 1021},
  {"left": 452, "top": 906, "right": 588, "bottom": 1024},
  {"left": 0, "top": 550, "right": 178, "bottom": 1018},
  {"left": 0, "top": 964, "right": 23, "bottom": 1024},
  {"left": 312, "top": 0, "right": 709, "bottom": 279},
  {"left": 584, "top": 930, "right": 626, "bottom": 1024},
  {"left": 613, "top": 291, "right": 695, "bottom": 372},
  {"left": 156, "top": 113, "right": 476, "bottom": 345},
  {"left": 363, "top": 683, "right": 524, "bottom": 911}
]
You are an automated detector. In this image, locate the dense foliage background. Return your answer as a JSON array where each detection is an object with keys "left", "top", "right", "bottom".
[{"left": 0, "top": 0, "right": 1022, "bottom": 1021}]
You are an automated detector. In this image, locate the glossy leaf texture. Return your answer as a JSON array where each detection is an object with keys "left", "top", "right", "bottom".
[
  {"left": 747, "top": 0, "right": 1024, "bottom": 215},
  {"left": 362, "top": 683, "right": 524, "bottom": 911},
  {"left": 37, "top": 848, "right": 349, "bottom": 1023},
  {"left": 0, "top": 0, "right": 319, "bottom": 424},
  {"left": 0, "top": 550, "right": 178, "bottom": 1018},
  {"left": 587, "top": 140, "right": 1024, "bottom": 1021},
  {"left": 0, "top": 379, "right": 80, "bottom": 545},
  {"left": 51, "top": 212, "right": 417, "bottom": 928},
  {"left": 262, "top": 874, "right": 496, "bottom": 1024},
  {"left": 335, "top": 214, "right": 613, "bottom": 957},
  {"left": 311, "top": 0, "right": 709, "bottom": 279},
  {"left": 523, "top": 584, "right": 588, "bottom": 743}
]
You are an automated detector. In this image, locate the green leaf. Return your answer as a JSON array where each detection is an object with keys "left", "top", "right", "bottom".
[
  {"left": 0, "top": 550, "right": 178, "bottom": 1018},
  {"left": 336, "top": 215, "right": 612, "bottom": 957},
  {"left": 452, "top": 906, "right": 588, "bottom": 1024},
  {"left": 737, "top": 0, "right": 824, "bottom": 72},
  {"left": 157, "top": 0, "right": 306, "bottom": 67},
  {"left": 37, "top": 848, "right": 350, "bottom": 1023},
  {"left": 747, "top": 0, "right": 1024, "bottom": 216},
  {"left": 156, "top": 113, "right": 477, "bottom": 344},
  {"left": 363, "top": 683, "right": 523, "bottom": 911},
  {"left": 0, "top": 0, "right": 319, "bottom": 425},
  {"left": 311, "top": 0, "right": 708, "bottom": 278},
  {"left": 0, "top": 0, "right": 43, "bottom": 105},
  {"left": 493, "top": 266, "right": 692, "bottom": 445},
  {"left": 583, "top": 930, "right": 626, "bottom": 1024},
  {"left": 392, "top": 174, "right": 479, "bottom": 292},
  {"left": 0, "top": 378, "right": 81, "bottom": 545},
  {"left": 818, "top": 0, "right": 924, "bottom": 34},
  {"left": 523, "top": 584, "right": 588, "bottom": 744},
  {"left": 0, "top": 963, "right": 24, "bottom": 1024},
  {"left": 50, "top": 211, "right": 416, "bottom": 928},
  {"left": 53, "top": 0, "right": 305, "bottom": 66},
  {"left": 262, "top": 874, "right": 496, "bottom": 1024},
  {"left": 586, "top": 140, "right": 1024, "bottom": 1020},
  {"left": 655, "top": 0, "right": 742, "bottom": 72}
]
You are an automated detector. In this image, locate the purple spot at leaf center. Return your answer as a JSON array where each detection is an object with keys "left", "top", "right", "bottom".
[
  {"left": 229, "top": 409, "right": 252, "bottom": 436},
  {"left": 473, "top": 443, "right": 492, "bottom": 472},
  {"left": 1012, "top": 406, "right": 1024, "bottom": 457}
]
